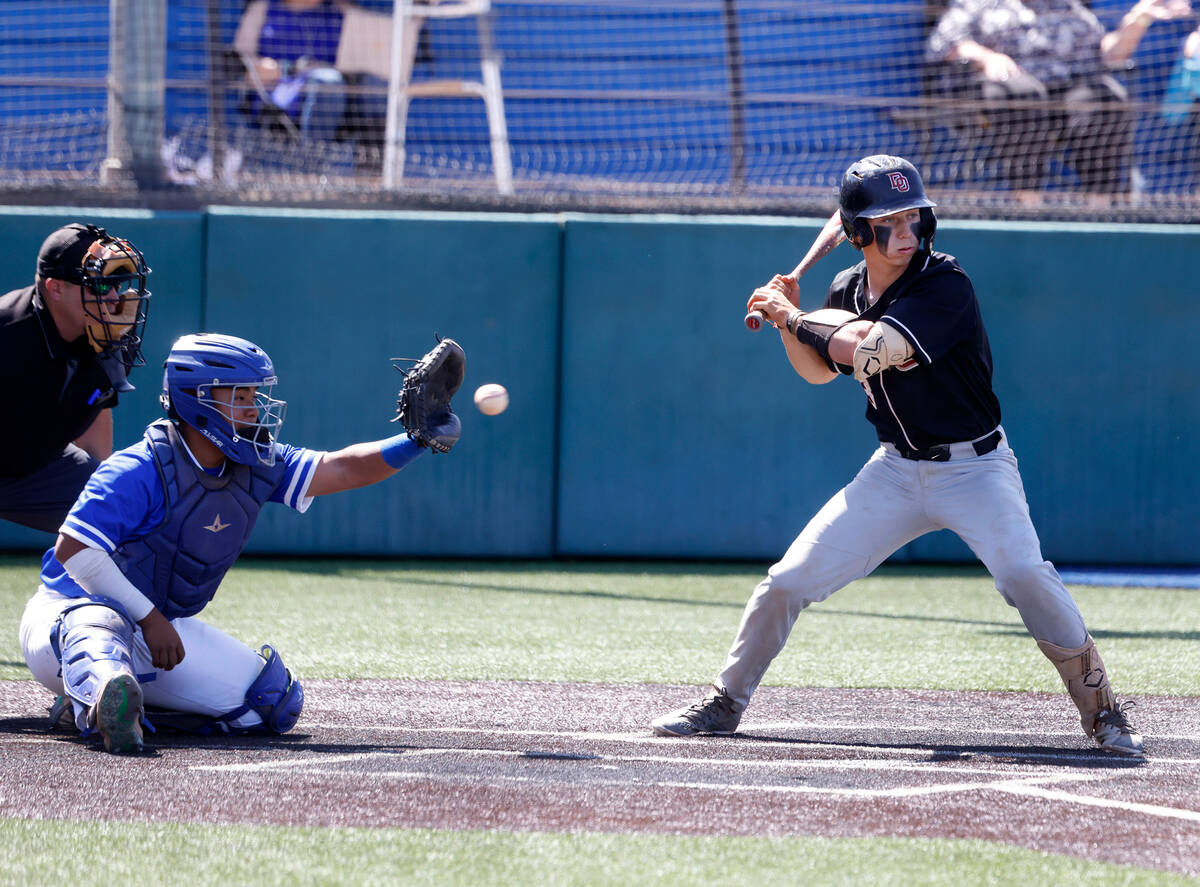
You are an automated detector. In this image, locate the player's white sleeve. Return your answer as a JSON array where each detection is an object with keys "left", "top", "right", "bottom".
[
  {"left": 62, "top": 547, "right": 155, "bottom": 622},
  {"left": 275, "top": 446, "right": 324, "bottom": 512},
  {"left": 61, "top": 518, "right": 120, "bottom": 552}
]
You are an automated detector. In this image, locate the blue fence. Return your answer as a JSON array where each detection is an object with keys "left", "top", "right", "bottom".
[{"left": 1, "top": 1, "right": 1195, "bottom": 193}]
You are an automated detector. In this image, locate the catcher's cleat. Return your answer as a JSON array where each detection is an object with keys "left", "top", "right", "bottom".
[
  {"left": 47, "top": 694, "right": 75, "bottom": 732},
  {"left": 1092, "top": 702, "right": 1144, "bottom": 757},
  {"left": 651, "top": 685, "right": 743, "bottom": 737},
  {"left": 89, "top": 673, "right": 144, "bottom": 755}
]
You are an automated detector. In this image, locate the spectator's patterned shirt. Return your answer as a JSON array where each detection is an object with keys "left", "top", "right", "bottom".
[{"left": 927, "top": 0, "right": 1108, "bottom": 86}]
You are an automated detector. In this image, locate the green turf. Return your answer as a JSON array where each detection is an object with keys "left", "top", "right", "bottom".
[
  {"left": 0, "top": 818, "right": 1194, "bottom": 887},
  {"left": 1, "top": 556, "right": 1195, "bottom": 695},
  {"left": 2, "top": 557, "right": 1196, "bottom": 885}
]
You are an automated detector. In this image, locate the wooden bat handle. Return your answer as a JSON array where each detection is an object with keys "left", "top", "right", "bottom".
[{"left": 786, "top": 210, "right": 845, "bottom": 282}]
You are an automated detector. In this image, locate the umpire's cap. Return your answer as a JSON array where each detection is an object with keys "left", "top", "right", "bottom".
[
  {"left": 839, "top": 155, "right": 936, "bottom": 249},
  {"left": 36, "top": 223, "right": 107, "bottom": 283}
]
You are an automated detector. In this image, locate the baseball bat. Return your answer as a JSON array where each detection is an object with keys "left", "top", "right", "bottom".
[{"left": 745, "top": 210, "right": 846, "bottom": 331}]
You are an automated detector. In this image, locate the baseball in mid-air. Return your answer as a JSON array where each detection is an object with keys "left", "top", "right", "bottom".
[{"left": 473, "top": 383, "right": 509, "bottom": 416}]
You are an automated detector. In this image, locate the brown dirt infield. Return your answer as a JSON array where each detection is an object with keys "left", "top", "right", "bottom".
[{"left": 2, "top": 679, "right": 1198, "bottom": 876}]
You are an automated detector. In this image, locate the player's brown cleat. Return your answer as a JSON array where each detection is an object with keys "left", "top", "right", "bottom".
[
  {"left": 651, "top": 686, "right": 743, "bottom": 736},
  {"left": 1092, "top": 702, "right": 1143, "bottom": 757},
  {"left": 89, "top": 673, "right": 144, "bottom": 755}
]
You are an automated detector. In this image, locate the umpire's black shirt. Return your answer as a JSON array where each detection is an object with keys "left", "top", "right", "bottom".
[
  {"left": 0, "top": 285, "right": 121, "bottom": 477},
  {"left": 824, "top": 250, "right": 1002, "bottom": 451}
]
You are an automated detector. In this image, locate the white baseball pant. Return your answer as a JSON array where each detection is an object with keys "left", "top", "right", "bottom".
[
  {"left": 717, "top": 432, "right": 1088, "bottom": 708},
  {"left": 21, "top": 586, "right": 267, "bottom": 729}
]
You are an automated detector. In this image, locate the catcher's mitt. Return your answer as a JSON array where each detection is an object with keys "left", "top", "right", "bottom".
[{"left": 394, "top": 337, "right": 465, "bottom": 453}]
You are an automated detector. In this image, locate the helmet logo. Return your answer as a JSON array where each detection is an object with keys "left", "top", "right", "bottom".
[{"left": 887, "top": 172, "right": 910, "bottom": 193}]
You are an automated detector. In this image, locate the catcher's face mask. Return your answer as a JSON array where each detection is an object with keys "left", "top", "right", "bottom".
[
  {"left": 78, "top": 235, "right": 151, "bottom": 368},
  {"left": 196, "top": 382, "right": 288, "bottom": 467}
]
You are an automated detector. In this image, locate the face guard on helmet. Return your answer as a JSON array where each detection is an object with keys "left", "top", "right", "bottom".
[
  {"left": 839, "top": 155, "right": 937, "bottom": 252},
  {"left": 76, "top": 232, "right": 152, "bottom": 368},
  {"left": 73, "top": 232, "right": 152, "bottom": 367},
  {"left": 160, "top": 334, "right": 287, "bottom": 467}
]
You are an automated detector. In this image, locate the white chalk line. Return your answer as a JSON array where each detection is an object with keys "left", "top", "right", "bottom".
[
  {"left": 189, "top": 746, "right": 1091, "bottom": 776},
  {"left": 7, "top": 719, "right": 1200, "bottom": 767},
  {"left": 4, "top": 718, "right": 1196, "bottom": 822},
  {"left": 650, "top": 773, "right": 1104, "bottom": 801},
  {"left": 992, "top": 783, "right": 1200, "bottom": 823},
  {"left": 188, "top": 746, "right": 1200, "bottom": 821},
  {"left": 8, "top": 725, "right": 1195, "bottom": 766}
]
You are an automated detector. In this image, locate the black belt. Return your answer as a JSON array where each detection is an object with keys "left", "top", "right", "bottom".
[{"left": 894, "top": 429, "right": 1002, "bottom": 462}]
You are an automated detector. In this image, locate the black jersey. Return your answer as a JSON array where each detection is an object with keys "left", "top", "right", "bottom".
[
  {"left": 824, "top": 250, "right": 1001, "bottom": 450},
  {"left": 0, "top": 285, "right": 121, "bottom": 477}
]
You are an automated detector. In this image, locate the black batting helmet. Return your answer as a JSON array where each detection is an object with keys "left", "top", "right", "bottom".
[{"left": 839, "top": 155, "right": 936, "bottom": 251}]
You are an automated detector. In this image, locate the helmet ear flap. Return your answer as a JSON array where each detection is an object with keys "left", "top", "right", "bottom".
[
  {"left": 918, "top": 207, "right": 937, "bottom": 247},
  {"left": 852, "top": 218, "right": 874, "bottom": 248}
]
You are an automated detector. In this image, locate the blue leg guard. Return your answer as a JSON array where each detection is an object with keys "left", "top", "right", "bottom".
[
  {"left": 57, "top": 603, "right": 137, "bottom": 732},
  {"left": 145, "top": 644, "right": 303, "bottom": 737},
  {"left": 243, "top": 644, "right": 304, "bottom": 733}
]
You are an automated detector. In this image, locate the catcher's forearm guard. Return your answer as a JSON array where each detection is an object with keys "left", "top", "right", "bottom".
[{"left": 394, "top": 337, "right": 466, "bottom": 454}]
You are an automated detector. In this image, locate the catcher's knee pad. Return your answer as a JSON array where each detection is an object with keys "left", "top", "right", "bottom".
[
  {"left": 149, "top": 645, "right": 304, "bottom": 737},
  {"left": 57, "top": 603, "right": 137, "bottom": 712},
  {"left": 242, "top": 644, "right": 304, "bottom": 734}
]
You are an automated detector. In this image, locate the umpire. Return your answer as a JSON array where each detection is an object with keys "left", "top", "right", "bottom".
[{"left": 0, "top": 223, "right": 151, "bottom": 533}]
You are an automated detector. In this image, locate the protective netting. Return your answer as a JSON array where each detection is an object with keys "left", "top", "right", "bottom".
[{"left": 0, "top": 1, "right": 1197, "bottom": 221}]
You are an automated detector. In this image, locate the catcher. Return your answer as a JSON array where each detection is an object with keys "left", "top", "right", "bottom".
[{"left": 18, "top": 332, "right": 464, "bottom": 754}]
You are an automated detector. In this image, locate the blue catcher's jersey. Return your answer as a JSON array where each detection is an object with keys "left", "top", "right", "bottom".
[
  {"left": 41, "top": 427, "right": 323, "bottom": 607},
  {"left": 825, "top": 250, "right": 1001, "bottom": 451}
]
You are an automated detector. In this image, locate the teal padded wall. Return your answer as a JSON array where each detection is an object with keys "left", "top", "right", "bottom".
[
  {"left": 203, "top": 208, "right": 562, "bottom": 556},
  {"left": 556, "top": 214, "right": 867, "bottom": 558},
  {"left": 557, "top": 216, "right": 1200, "bottom": 565},
  {"left": 0, "top": 207, "right": 203, "bottom": 552},
  {"left": 1, "top": 206, "right": 1196, "bottom": 564},
  {"left": 907, "top": 220, "right": 1200, "bottom": 565}
]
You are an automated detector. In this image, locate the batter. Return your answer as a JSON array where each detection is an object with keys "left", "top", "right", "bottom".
[{"left": 651, "top": 155, "right": 1142, "bottom": 756}]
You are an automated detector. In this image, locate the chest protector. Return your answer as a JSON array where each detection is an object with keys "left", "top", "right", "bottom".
[{"left": 113, "top": 420, "right": 286, "bottom": 619}]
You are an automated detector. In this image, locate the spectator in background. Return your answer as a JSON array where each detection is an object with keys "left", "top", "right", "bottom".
[
  {"left": 926, "top": 0, "right": 1193, "bottom": 196},
  {"left": 1160, "top": 22, "right": 1200, "bottom": 188},
  {"left": 234, "top": 0, "right": 348, "bottom": 142}
]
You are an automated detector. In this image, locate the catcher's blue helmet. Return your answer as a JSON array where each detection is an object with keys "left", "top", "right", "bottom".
[
  {"left": 839, "top": 155, "right": 937, "bottom": 250},
  {"left": 160, "top": 333, "right": 286, "bottom": 466}
]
